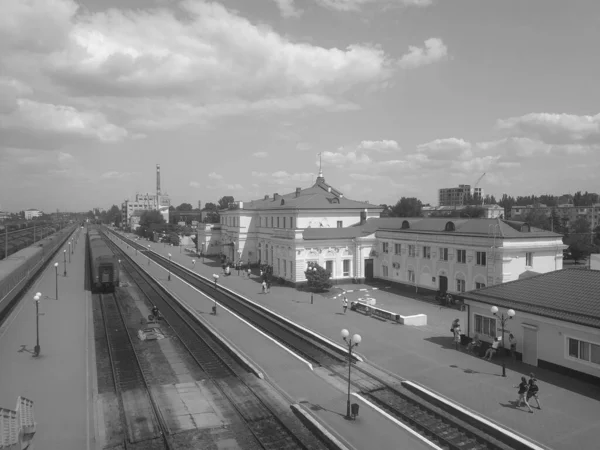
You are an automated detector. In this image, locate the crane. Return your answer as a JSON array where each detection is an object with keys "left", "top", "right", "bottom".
[{"left": 473, "top": 172, "right": 486, "bottom": 205}]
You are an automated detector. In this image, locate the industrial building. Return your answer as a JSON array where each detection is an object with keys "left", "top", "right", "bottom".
[
  {"left": 121, "top": 165, "right": 170, "bottom": 230},
  {"left": 24, "top": 209, "right": 42, "bottom": 220}
]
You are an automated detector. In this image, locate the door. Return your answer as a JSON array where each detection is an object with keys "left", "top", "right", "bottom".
[
  {"left": 522, "top": 327, "right": 538, "bottom": 366},
  {"left": 364, "top": 259, "right": 374, "bottom": 279},
  {"left": 439, "top": 275, "right": 448, "bottom": 292}
]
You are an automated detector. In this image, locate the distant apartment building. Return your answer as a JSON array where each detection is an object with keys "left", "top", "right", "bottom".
[
  {"left": 422, "top": 204, "right": 503, "bottom": 219},
  {"left": 511, "top": 203, "right": 600, "bottom": 229},
  {"left": 24, "top": 209, "right": 42, "bottom": 220},
  {"left": 121, "top": 193, "right": 171, "bottom": 230},
  {"left": 438, "top": 184, "right": 484, "bottom": 206}
]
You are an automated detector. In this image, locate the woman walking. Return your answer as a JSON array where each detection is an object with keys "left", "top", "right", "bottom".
[
  {"left": 514, "top": 376, "right": 534, "bottom": 413},
  {"left": 509, "top": 334, "right": 517, "bottom": 361},
  {"left": 527, "top": 374, "right": 542, "bottom": 409},
  {"left": 342, "top": 296, "right": 348, "bottom": 314}
]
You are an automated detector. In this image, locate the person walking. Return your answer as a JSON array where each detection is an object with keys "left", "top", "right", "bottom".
[
  {"left": 527, "top": 373, "right": 542, "bottom": 409},
  {"left": 509, "top": 334, "right": 517, "bottom": 361},
  {"left": 514, "top": 376, "right": 534, "bottom": 413},
  {"left": 261, "top": 280, "right": 267, "bottom": 294},
  {"left": 247, "top": 267, "right": 252, "bottom": 278},
  {"left": 451, "top": 318, "right": 460, "bottom": 334},
  {"left": 342, "top": 296, "right": 348, "bottom": 314},
  {"left": 453, "top": 325, "right": 462, "bottom": 350}
]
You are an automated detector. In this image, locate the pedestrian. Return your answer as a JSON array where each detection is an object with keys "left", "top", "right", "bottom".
[
  {"left": 260, "top": 269, "right": 264, "bottom": 279},
  {"left": 527, "top": 373, "right": 542, "bottom": 409},
  {"left": 453, "top": 325, "right": 462, "bottom": 350},
  {"left": 266, "top": 280, "right": 271, "bottom": 293},
  {"left": 261, "top": 280, "right": 267, "bottom": 294},
  {"left": 342, "top": 296, "right": 348, "bottom": 313},
  {"left": 509, "top": 333, "right": 517, "bottom": 361},
  {"left": 247, "top": 267, "right": 252, "bottom": 278},
  {"left": 225, "top": 265, "right": 230, "bottom": 276},
  {"left": 514, "top": 376, "right": 534, "bottom": 413},
  {"left": 483, "top": 337, "right": 501, "bottom": 360},
  {"left": 467, "top": 334, "right": 482, "bottom": 355},
  {"left": 451, "top": 318, "right": 460, "bottom": 334}
]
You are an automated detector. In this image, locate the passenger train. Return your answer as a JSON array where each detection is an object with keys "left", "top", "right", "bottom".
[{"left": 87, "top": 228, "right": 120, "bottom": 292}]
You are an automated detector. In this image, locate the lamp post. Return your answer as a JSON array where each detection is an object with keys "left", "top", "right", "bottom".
[
  {"left": 63, "top": 250, "right": 67, "bottom": 276},
  {"left": 147, "top": 245, "right": 151, "bottom": 265},
  {"left": 68, "top": 241, "right": 71, "bottom": 263},
  {"left": 307, "top": 263, "right": 317, "bottom": 304},
  {"left": 341, "top": 329, "right": 362, "bottom": 420},
  {"left": 212, "top": 274, "right": 219, "bottom": 314},
  {"left": 33, "top": 292, "right": 43, "bottom": 357},
  {"left": 168, "top": 253, "right": 172, "bottom": 281},
  {"left": 71, "top": 238, "right": 74, "bottom": 253},
  {"left": 491, "top": 306, "right": 516, "bottom": 377},
  {"left": 54, "top": 263, "right": 59, "bottom": 300}
]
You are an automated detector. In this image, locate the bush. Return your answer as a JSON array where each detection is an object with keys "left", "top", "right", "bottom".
[{"left": 304, "top": 263, "right": 332, "bottom": 292}]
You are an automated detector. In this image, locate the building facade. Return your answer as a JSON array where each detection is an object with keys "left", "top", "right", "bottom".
[
  {"left": 422, "top": 204, "right": 504, "bottom": 219},
  {"left": 438, "top": 184, "right": 483, "bottom": 207},
  {"left": 511, "top": 203, "right": 600, "bottom": 230},
  {"left": 24, "top": 209, "right": 42, "bottom": 220},
  {"left": 462, "top": 270, "right": 600, "bottom": 383}
]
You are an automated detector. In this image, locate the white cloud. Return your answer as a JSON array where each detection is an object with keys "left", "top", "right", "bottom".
[
  {"left": 252, "top": 171, "right": 268, "bottom": 177},
  {"left": 58, "top": 151, "right": 73, "bottom": 161},
  {"left": 225, "top": 183, "right": 244, "bottom": 190},
  {"left": 189, "top": 181, "right": 200, "bottom": 188},
  {"left": 496, "top": 112, "right": 600, "bottom": 145},
  {"left": 358, "top": 140, "right": 400, "bottom": 152},
  {"left": 296, "top": 142, "right": 312, "bottom": 151},
  {"left": 208, "top": 172, "right": 223, "bottom": 180},
  {"left": 322, "top": 150, "right": 372, "bottom": 166},
  {"left": 398, "top": 38, "right": 448, "bottom": 69},
  {"left": 253, "top": 151, "right": 268, "bottom": 158},
  {"left": 314, "top": 0, "right": 432, "bottom": 12},
  {"left": 272, "top": 0, "right": 303, "bottom": 17},
  {"left": 349, "top": 173, "right": 381, "bottom": 180},
  {"left": 100, "top": 171, "right": 130, "bottom": 179}
]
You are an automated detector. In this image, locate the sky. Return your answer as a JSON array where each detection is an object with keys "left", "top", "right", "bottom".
[{"left": 1, "top": 0, "right": 599, "bottom": 213}]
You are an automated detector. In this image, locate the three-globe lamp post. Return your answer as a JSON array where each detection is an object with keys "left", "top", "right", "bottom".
[
  {"left": 341, "top": 329, "right": 362, "bottom": 420},
  {"left": 491, "top": 305, "right": 516, "bottom": 377}
]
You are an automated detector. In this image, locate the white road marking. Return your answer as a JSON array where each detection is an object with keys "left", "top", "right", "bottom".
[
  {"left": 352, "top": 393, "right": 445, "bottom": 450},
  {"left": 116, "top": 237, "right": 315, "bottom": 371}
]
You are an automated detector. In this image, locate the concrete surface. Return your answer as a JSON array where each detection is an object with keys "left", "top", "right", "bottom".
[
  {"left": 115, "top": 232, "right": 600, "bottom": 450},
  {"left": 0, "top": 229, "right": 92, "bottom": 450}
]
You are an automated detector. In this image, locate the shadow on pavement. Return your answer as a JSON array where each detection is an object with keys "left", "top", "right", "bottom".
[
  {"left": 424, "top": 335, "right": 457, "bottom": 350},
  {"left": 299, "top": 401, "right": 346, "bottom": 418}
]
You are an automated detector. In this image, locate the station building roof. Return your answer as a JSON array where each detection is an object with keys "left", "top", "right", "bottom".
[{"left": 462, "top": 269, "right": 600, "bottom": 329}]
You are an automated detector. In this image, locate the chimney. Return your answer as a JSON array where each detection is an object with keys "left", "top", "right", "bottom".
[
  {"left": 273, "top": 193, "right": 279, "bottom": 200},
  {"left": 360, "top": 208, "right": 367, "bottom": 225},
  {"left": 156, "top": 164, "right": 161, "bottom": 195},
  {"left": 295, "top": 187, "right": 301, "bottom": 197},
  {"left": 264, "top": 195, "right": 269, "bottom": 200}
]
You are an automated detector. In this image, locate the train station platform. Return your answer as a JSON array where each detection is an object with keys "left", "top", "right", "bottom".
[
  {"left": 0, "top": 228, "right": 93, "bottom": 450},
  {"left": 113, "top": 232, "right": 600, "bottom": 450}
]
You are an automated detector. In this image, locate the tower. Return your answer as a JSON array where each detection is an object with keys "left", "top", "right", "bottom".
[{"left": 156, "top": 164, "right": 161, "bottom": 196}]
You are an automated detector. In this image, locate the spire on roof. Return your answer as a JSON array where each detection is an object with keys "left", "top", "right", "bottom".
[{"left": 316, "top": 152, "right": 324, "bottom": 183}]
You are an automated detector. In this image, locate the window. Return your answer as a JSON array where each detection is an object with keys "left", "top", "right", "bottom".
[
  {"left": 290, "top": 217, "right": 294, "bottom": 229},
  {"left": 423, "top": 246, "right": 431, "bottom": 259},
  {"left": 382, "top": 242, "right": 389, "bottom": 253},
  {"left": 408, "top": 270, "right": 415, "bottom": 282},
  {"left": 283, "top": 259, "right": 287, "bottom": 277},
  {"left": 474, "top": 314, "right": 497, "bottom": 338},
  {"left": 456, "top": 279, "right": 465, "bottom": 292},
  {"left": 277, "top": 258, "right": 280, "bottom": 274},
  {"left": 326, "top": 260, "right": 334, "bottom": 275},
  {"left": 457, "top": 249, "right": 466, "bottom": 264},
  {"left": 476, "top": 251, "right": 487, "bottom": 266},
  {"left": 382, "top": 265, "right": 389, "bottom": 277},
  {"left": 277, "top": 217, "right": 280, "bottom": 228},
  {"left": 337, "top": 221, "right": 343, "bottom": 228},
  {"left": 439, "top": 247, "right": 448, "bottom": 261},
  {"left": 526, "top": 252, "right": 533, "bottom": 266},
  {"left": 283, "top": 217, "right": 286, "bottom": 228},
  {"left": 394, "top": 243, "right": 401, "bottom": 255},
  {"left": 475, "top": 282, "right": 486, "bottom": 289},
  {"left": 343, "top": 260, "right": 350, "bottom": 277},
  {"left": 289, "top": 261, "right": 293, "bottom": 277},
  {"left": 568, "top": 338, "right": 600, "bottom": 365},
  {"left": 270, "top": 217, "right": 273, "bottom": 227},
  {"left": 408, "top": 245, "right": 416, "bottom": 257}
]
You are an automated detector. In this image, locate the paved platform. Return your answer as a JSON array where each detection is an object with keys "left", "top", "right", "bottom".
[
  {"left": 115, "top": 232, "right": 600, "bottom": 450},
  {"left": 0, "top": 228, "right": 93, "bottom": 450},
  {"left": 111, "top": 234, "right": 441, "bottom": 450}
]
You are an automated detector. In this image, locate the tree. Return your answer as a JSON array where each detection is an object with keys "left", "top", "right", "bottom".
[
  {"left": 523, "top": 208, "right": 550, "bottom": 230},
  {"left": 379, "top": 204, "right": 392, "bottom": 218},
  {"left": 204, "top": 202, "right": 219, "bottom": 211},
  {"left": 218, "top": 196, "right": 235, "bottom": 210},
  {"left": 105, "top": 205, "right": 121, "bottom": 226},
  {"left": 550, "top": 208, "right": 562, "bottom": 233},
  {"left": 568, "top": 241, "right": 599, "bottom": 264},
  {"left": 176, "top": 203, "right": 193, "bottom": 211},
  {"left": 570, "top": 216, "right": 591, "bottom": 235},
  {"left": 460, "top": 206, "right": 486, "bottom": 218},
  {"left": 169, "top": 205, "right": 175, "bottom": 212},
  {"left": 390, "top": 197, "right": 423, "bottom": 217},
  {"left": 304, "top": 263, "right": 332, "bottom": 292},
  {"left": 140, "top": 210, "right": 165, "bottom": 228}
]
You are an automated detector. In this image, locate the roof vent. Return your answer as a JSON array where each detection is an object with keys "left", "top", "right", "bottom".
[
  {"left": 445, "top": 221, "right": 456, "bottom": 232},
  {"left": 264, "top": 195, "right": 269, "bottom": 200},
  {"left": 273, "top": 193, "right": 279, "bottom": 200},
  {"left": 401, "top": 220, "right": 410, "bottom": 229},
  {"left": 281, "top": 199, "right": 285, "bottom": 205},
  {"left": 295, "top": 187, "right": 301, "bottom": 197}
]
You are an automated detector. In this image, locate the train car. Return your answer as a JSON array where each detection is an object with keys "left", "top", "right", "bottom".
[{"left": 87, "top": 229, "right": 120, "bottom": 292}]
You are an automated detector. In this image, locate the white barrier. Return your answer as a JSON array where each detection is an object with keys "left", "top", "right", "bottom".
[{"left": 351, "top": 301, "right": 427, "bottom": 326}]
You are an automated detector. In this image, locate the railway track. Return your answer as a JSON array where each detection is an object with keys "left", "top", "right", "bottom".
[
  {"left": 106, "top": 229, "right": 524, "bottom": 450},
  {"left": 103, "top": 235, "right": 326, "bottom": 450}
]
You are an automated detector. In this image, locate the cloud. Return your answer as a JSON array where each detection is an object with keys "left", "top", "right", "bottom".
[
  {"left": 225, "top": 183, "right": 244, "bottom": 190},
  {"left": 296, "top": 142, "right": 312, "bottom": 151},
  {"left": 314, "top": 0, "right": 432, "bottom": 12},
  {"left": 100, "top": 171, "right": 131, "bottom": 179},
  {"left": 398, "top": 38, "right": 448, "bottom": 69},
  {"left": 189, "top": 181, "right": 200, "bottom": 188},
  {"left": 416, "top": 137, "right": 472, "bottom": 159},
  {"left": 58, "top": 151, "right": 73, "bottom": 162},
  {"left": 321, "top": 149, "right": 372, "bottom": 166},
  {"left": 272, "top": 0, "right": 303, "bottom": 17},
  {"left": 252, "top": 170, "right": 314, "bottom": 185},
  {"left": 253, "top": 151, "right": 268, "bottom": 158},
  {"left": 496, "top": 112, "right": 600, "bottom": 145},
  {"left": 208, "top": 172, "right": 223, "bottom": 180},
  {"left": 349, "top": 173, "right": 381, "bottom": 180},
  {"left": 358, "top": 140, "right": 400, "bottom": 152},
  {"left": 252, "top": 171, "right": 268, "bottom": 177}
]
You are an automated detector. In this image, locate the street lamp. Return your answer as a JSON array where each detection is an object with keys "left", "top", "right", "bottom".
[
  {"left": 68, "top": 241, "right": 71, "bottom": 263},
  {"left": 147, "top": 244, "right": 151, "bottom": 265},
  {"left": 63, "top": 249, "right": 67, "bottom": 276},
  {"left": 212, "top": 274, "right": 219, "bottom": 314},
  {"left": 168, "top": 253, "right": 172, "bottom": 281},
  {"left": 54, "top": 263, "right": 59, "bottom": 300},
  {"left": 491, "top": 306, "right": 516, "bottom": 377},
  {"left": 71, "top": 238, "right": 74, "bottom": 253},
  {"left": 33, "top": 292, "right": 43, "bottom": 357},
  {"left": 341, "top": 329, "right": 362, "bottom": 420}
]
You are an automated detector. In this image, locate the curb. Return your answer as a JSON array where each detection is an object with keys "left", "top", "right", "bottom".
[{"left": 290, "top": 404, "right": 352, "bottom": 450}]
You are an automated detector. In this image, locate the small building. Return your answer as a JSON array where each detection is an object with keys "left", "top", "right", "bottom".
[
  {"left": 24, "top": 209, "right": 42, "bottom": 220},
  {"left": 462, "top": 269, "right": 600, "bottom": 383}
]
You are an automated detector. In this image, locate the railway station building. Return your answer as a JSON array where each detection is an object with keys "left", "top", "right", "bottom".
[
  {"left": 198, "top": 172, "right": 565, "bottom": 288},
  {"left": 461, "top": 269, "right": 600, "bottom": 383}
]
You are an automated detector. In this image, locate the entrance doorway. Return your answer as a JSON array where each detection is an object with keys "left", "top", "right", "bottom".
[
  {"left": 364, "top": 259, "right": 374, "bottom": 279},
  {"left": 522, "top": 326, "right": 538, "bottom": 366},
  {"left": 439, "top": 275, "right": 448, "bottom": 292}
]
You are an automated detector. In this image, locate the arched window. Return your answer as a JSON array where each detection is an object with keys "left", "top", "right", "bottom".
[
  {"left": 401, "top": 220, "right": 410, "bottom": 229},
  {"left": 445, "top": 221, "right": 455, "bottom": 232}
]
